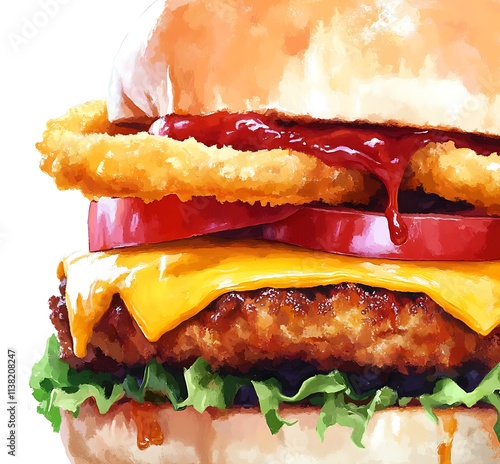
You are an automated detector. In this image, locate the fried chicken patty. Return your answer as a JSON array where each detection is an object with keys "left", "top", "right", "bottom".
[{"left": 50, "top": 280, "right": 500, "bottom": 374}]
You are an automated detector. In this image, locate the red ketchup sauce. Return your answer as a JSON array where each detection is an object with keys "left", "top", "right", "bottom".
[
  {"left": 129, "top": 401, "right": 164, "bottom": 450},
  {"left": 149, "top": 112, "right": 500, "bottom": 245}
]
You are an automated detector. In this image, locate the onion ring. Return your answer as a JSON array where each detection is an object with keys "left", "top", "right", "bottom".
[
  {"left": 37, "top": 101, "right": 500, "bottom": 213},
  {"left": 36, "top": 100, "right": 377, "bottom": 206},
  {"left": 405, "top": 141, "right": 500, "bottom": 214}
]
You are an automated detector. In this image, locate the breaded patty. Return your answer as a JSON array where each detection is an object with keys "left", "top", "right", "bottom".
[{"left": 51, "top": 281, "right": 500, "bottom": 374}]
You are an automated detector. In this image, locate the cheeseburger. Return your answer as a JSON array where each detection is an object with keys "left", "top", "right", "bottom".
[{"left": 31, "top": 0, "right": 500, "bottom": 463}]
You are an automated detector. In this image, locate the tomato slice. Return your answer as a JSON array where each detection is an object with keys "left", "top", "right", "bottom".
[
  {"left": 89, "top": 197, "right": 500, "bottom": 260},
  {"left": 88, "top": 195, "right": 299, "bottom": 251},
  {"left": 262, "top": 206, "right": 500, "bottom": 261}
]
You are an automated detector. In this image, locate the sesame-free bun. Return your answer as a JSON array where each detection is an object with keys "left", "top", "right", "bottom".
[
  {"left": 108, "top": 0, "right": 500, "bottom": 136},
  {"left": 61, "top": 402, "right": 500, "bottom": 464}
]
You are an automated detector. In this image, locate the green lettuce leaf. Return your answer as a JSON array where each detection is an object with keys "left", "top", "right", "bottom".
[
  {"left": 252, "top": 372, "right": 398, "bottom": 446},
  {"left": 317, "top": 387, "right": 397, "bottom": 447},
  {"left": 485, "top": 393, "right": 500, "bottom": 439},
  {"left": 29, "top": 335, "right": 125, "bottom": 431},
  {"left": 30, "top": 335, "right": 500, "bottom": 447},
  {"left": 30, "top": 335, "right": 71, "bottom": 431},
  {"left": 415, "top": 363, "right": 500, "bottom": 430},
  {"left": 252, "top": 371, "right": 349, "bottom": 434},
  {"left": 178, "top": 357, "right": 249, "bottom": 412},
  {"left": 123, "top": 359, "right": 184, "bottom": 409},
  {"left": 418, "top": 363, "right": 500, "bottom": 413},
  {"left": 51, "top": 384, "right": 124, "bottom": 416}
]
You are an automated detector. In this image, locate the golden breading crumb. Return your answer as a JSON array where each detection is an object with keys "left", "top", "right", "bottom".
[
  {"left": 405, "top": 142, "right": 500, "bottom": 214},
  {"left": 36, "top": 100, "right": 379, "bottom": 205},
  {"left": 37, "top": 100, "right": 500, "bottom": 212}
]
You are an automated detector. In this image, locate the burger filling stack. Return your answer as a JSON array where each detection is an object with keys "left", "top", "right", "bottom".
[{"left": 30, "top": 1, "right": 500, "bottom": 463}]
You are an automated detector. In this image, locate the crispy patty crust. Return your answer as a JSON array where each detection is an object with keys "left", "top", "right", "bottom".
[{"left": 51, "top": 280, "right": 500, "bottom": 374}]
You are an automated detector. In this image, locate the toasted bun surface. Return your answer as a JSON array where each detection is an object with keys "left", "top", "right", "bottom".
[
  {"left": 109, "top": 0, "right": 500, "bottom": 136},
  {"left": 61, "top": 402, "right": 500, "bottom": 464}
]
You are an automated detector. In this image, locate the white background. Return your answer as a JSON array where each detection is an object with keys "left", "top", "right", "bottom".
[{"left": 1, "top": 1, "right": 153, "bottom": 462}]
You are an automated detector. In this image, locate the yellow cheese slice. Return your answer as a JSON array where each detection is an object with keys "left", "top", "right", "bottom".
[{"left": 58, "top": 237, "right": 500, "bottom": 358}]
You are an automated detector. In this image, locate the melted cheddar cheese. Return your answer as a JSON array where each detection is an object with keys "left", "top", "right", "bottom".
[{"left": 58, "top": 238, "right": 500, "bottom": 358}]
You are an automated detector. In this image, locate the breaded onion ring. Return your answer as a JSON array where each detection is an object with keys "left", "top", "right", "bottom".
[
  {"left": 405, "top": 142, "right": 500, "bottom": 214},
  {"left": 36, "top": 100, "right": 378, "bottom": 206},
  {"left": 38, "top": 101, "right": 500, "bottom": 212}
]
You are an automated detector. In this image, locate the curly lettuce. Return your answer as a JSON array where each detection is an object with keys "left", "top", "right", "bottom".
[{"left": 30, "top": 335, "right": 500, "bottom": 447}]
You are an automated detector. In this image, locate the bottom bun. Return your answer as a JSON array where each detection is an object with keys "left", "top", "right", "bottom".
[{"left": 61, "top": 402, "right": 500, "bottom": 464}]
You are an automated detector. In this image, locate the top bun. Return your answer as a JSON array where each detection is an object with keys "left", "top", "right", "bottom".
[{"left": 108, "top": 0, "right": 500, "bottom": 136}]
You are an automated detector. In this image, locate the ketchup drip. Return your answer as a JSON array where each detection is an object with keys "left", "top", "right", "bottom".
[
  {"left": 437, "top": 413, "right": 458, "bottom": 464},
  {"left": 150, "top": 112, "right": 500, "bottom": 244},
  {"left": 130, "top": 401, "right": 164, "bottom": 450}
]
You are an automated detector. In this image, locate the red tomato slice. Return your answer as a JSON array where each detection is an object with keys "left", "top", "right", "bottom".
[
  {"left": 88, "top": 195, "right": 299, "bottom": 251},
  {"left": 262, "top": 206, "right": 500, "bottom": 261}
]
